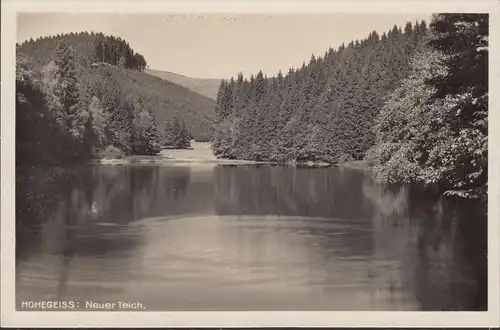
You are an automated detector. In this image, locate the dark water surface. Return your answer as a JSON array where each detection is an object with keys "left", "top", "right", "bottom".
[{"left": 16, "top": 164, "right": 487, "bottom": 311}]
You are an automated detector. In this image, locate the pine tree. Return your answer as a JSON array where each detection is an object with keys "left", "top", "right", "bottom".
[
  {"left": 54, "top": 41, "right": 81, "bottom": 136},
  {"left": 212, "top": 80, "right": 233, "bottom": 157},
  {"left": 132, "top": 105, "right": 161, "bottom": 155},
  {"left": 94, "top": 37, "right": 104, "bottom": 62},
  {"left": 163, "top": 119, "right": 175, "bottom": 147},
  {"left": 178, "top": 121, "right": 192, "bottom": 149},
  {"left": 171, "top": 116, "right": 182, "bottom": 147},
  {"left": 118, "top": 55, "right": 127, "bottom": 68}
]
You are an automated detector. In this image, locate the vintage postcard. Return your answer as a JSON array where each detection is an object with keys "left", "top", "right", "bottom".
[{"left": 1, "top": 0, "right": 499, "bottom": 327}]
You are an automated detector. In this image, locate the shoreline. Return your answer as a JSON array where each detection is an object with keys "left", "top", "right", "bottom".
[
  {"left": 97, "top": 157, "right": 273, "bottom": 166},
  {"left": 96, "top": 156, "right": 369, "bottom": 170},
  {"left": 94, "top": 142, "right": 370, "bottom": 169}
]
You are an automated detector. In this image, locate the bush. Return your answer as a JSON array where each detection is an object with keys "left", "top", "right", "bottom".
[{"left": 99, "top": 145, "right": 125, "bottom": 159}]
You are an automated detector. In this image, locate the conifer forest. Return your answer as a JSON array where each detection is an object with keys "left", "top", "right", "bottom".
[{"left": 212, "top": 14, "right": 488, "bottom": 199}]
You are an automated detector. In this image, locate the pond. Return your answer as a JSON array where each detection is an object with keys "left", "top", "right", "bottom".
[{"left": 16, "top": 164, "right": 487, "bottom": 311}]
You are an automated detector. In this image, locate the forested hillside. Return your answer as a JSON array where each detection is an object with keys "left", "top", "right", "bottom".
[
  {"left": 212, "top": 21, "right": 428, "bottom": 163},
  {"left": 16, "top": 32, "right": 216, "bottom": 165},
  {"left": 17, "top": 32, "right": 147, "bottom": 71},
  {"left": 80, "top": 64, "right": 215, "bottom": 142},
  {"left": 146, "top": 69, "right": 222, "bottom": 100},
  {"left": 212, "top": 14, "right": 488, "bottom": 199}
]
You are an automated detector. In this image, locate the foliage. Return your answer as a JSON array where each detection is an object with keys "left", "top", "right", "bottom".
[
  {"left": 88, "top": 95, "right": 108, "bottom": 150},
  {"left": 16, "top": 54, "right": 66, "bottom": 165},
  {"left": 367, "top": 14, "right": 488, "bottom": 199}
]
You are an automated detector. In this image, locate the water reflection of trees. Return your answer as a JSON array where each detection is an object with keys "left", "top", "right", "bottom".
[
  {"left": 213, "top": 165, "right": 377, "bottom": 274},
  {"left": 16, "top": 165, "right": 197, "bottom": 259},
  {"left": 17, "top": 164, "right": 486, "bottom": 310},
  {"left": 213, "top": 165, "right": 372, "bottom": 220},
  {"left": 362, "top": 175, "right": 487, "bottom": 311},
  {"left": 212, "top": 165, "right": 486, "bottom": 311},
  {"left": 147, "top": 166, "right": 219, "bottom": 217},
  {"left": 17, "top": 165, "right": 164, "bottom": 255},
  {"left": 161, "top": 166, "right": 191, "bottom": 200},
  {"left": 16, "top": 165, "right": 162, "bottom": 298}
]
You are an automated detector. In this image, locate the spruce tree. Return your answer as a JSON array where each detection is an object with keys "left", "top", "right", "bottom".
[
  {"left": 163, "top": 119, "right": 175, "bottom": 147},
  {"left": 133, "top": 105, "right": 161, "bottom": 155},
  {"left": 179, "top": 121, "right": 192, "bottom": 149},
  {"left": 53, "top": 40, "right": 86, "bottom": 161},
  {"left": 54, "top": 40, "right": 81, "bottom": 135}
]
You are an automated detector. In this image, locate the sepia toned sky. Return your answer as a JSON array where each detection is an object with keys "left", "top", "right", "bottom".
[{"left": 17, "top": 13, "right": 432, "bottom": 79}]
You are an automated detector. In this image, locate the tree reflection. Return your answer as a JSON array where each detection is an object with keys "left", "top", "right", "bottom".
[
  {"left": 16, "top": 165, "right": 165, "bottom": 301},
  {"left": 213, "top": 165, "right": 371, "bottom": 220},
  {"left": 213, "top": 165, "right": 378, "bottom": 274},
  {"left": 16, "top": 164, "right": 487, "bottom": 310},
  {"left": 57, "top": 191, "right": 77, "bottom": 298},
  {"left": 16, "top": 165, "right": 162, "bottom": 259},
  {"left": 162, "top": 166, "right": 191, "bottom": 200},
  {"left": 362, "top": 175, "right": 487, "bottom": 311}
]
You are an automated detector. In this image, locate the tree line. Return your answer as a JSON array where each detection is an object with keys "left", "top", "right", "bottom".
[
  {"left": 212, "top": 14, "right": 488, "bottom": 198},
  {"left": 212, "top": 21, "right": 428, "bottom": 163},
  {"left": 18, "top": 31, "right": 148, "bottom": 72},
  {"left": 93, "top": 34, "right": 147, "bottom": 71}
]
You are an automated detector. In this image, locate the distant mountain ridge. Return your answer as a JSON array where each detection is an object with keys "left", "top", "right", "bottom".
[{"left": 146, "top": 69, "right": 222, "bottom": 100}]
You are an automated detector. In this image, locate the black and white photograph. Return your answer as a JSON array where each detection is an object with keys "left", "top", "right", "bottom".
[{"left": 1, "top": 0, "right": 499, "bottom": 327}]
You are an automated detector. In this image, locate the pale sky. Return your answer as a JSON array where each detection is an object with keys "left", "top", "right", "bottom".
[{"left": 17, "top": 13, "right": 432, "bottom": 79}]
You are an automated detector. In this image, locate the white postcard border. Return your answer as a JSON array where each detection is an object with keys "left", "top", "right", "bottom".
[{"left": 1, "top": 0, "right": 499, "bottom": 327}]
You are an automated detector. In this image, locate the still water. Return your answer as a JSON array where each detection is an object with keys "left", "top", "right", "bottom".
[{"left": 16, "top": 164, "right": 487, "bottom": 311}]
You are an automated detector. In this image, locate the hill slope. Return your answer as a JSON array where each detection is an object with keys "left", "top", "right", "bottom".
[
  {"left": 17, "top": 32, "right": 216, "bottom": 142},
  {"left": 146, "top": 69, "right": 221, "bottom": 100},
  {"left": 82, "top": 64, "right": 216, "bottom": 141}
]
